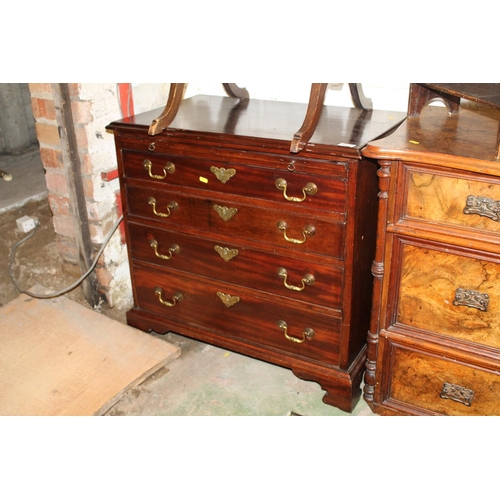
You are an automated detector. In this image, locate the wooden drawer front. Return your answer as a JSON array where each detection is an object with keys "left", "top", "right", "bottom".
[
  {"left": 132, "top": 264, "right": 341, "bottom": 366},
  {"left": 122, "top": 150, "right": 347, "bottom": 214},
  {"left": 396, "top": 242, "right": 500, "bottom": 349},
  {"left": 404, "top": 164, "right": 500, "bottom": 234},
  {"left": 128, "top": 222, "right": 343, "bottom": 310},
  {"left": 383, "top": 340, "right": 500, "bottom": 415},
  {"left": 125, "top": 184, "right": 345, "bottom": 259}
]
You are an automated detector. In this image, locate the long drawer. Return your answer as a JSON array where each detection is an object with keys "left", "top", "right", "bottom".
[
  {"left": 394, "top": 240, "right": 500, "bottom": 350},
  {"left": 121, "top": 150, "right": 347, "bottom": 215},
  {"left": 378, "top": 335, "right": 500, "bottom": 416},
  {"left": 128, "top": 222, "right": 343, "bottom": 310},
  {"left": 131, "top": 263, "right": 341, "bottom": 366},
  {"left": 403, "top": 162, "right": 500, "bottom": 235},
  {"left": 125, "top": 183, "right": 346, "bottom": 259}
]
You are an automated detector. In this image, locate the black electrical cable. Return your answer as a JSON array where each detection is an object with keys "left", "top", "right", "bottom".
[{"left": 8, "top": 215, "right": 124, "bottom": 299}]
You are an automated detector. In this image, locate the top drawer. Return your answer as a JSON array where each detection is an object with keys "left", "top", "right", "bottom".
[
  {"left": 120, "top": 150, "right": 348, "bottom": 215},
  {"left": 402, "top": 163, "right": 500, "bottom": 236}
]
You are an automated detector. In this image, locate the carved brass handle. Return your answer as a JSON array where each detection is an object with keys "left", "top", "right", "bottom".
[
  {"left": 463, "top": 195, "right": 500, "bottom": 221},
  {"left": 440, "top": 382, "right": 474, "bottom": 407},
  {"left": 277, "top": 267, "right": 315, "bottom": 291},
  {"left": 210, "top": 166, "right": 236, "bottom": 184},
  {"left": 216, "top": 291, "right": 240, "bottom": 308},
  {"left": 143, "top": 159, "right": 175, "bottom": 179},
  {"left": 277, "top": 320, "right": 315, "bottom": 344},
  {"left": 149, "top": 238, "right": 180, "bottom": 260},
  {"left": 275, "top": 178, "right": 317, "bottom": 202},
  {"left": 154, "top": 287, "right": 183, "bottom": 307},
  {"left": 148, "top": 197, "right": 178, "bottom": 218},
  {"left": 277, "top": 220, "right": 316, "bottom": 244},
  {"left": 453, "top": 288, "right": 489, "bottom": 312}
]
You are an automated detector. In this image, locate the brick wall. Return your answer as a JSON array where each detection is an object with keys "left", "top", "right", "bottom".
[{"left": 28, "top": 83, "right": 170, "bottom": 308}]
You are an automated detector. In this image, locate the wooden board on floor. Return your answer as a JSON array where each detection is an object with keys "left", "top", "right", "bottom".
[{"left": 0, "top": 288, "right": 180, "bottom": 416}]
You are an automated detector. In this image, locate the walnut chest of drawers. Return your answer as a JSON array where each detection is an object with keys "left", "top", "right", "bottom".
[
  {"left": 362, "top": 106, "right": 500, "bottom": 415},
  {"left": 107, "top": 94, "right": 405, "bottom": 412}
]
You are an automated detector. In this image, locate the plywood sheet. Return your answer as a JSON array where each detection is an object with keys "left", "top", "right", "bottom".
[{"left": 0, "top": 289, "right": 180, "bottom": 416}]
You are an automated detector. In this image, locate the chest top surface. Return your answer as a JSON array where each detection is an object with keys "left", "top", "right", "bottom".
[
  {"left": 107, "top": 94, "right": 406, "bottom": 158},
  {"left": 363, "top": 105, "right": 500, "bottom": 173}
]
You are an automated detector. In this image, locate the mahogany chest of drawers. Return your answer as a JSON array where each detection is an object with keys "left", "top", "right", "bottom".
[
  {"left": 363, "top": 105, "right": 500, "bottom": 415},
  {"left": 107, "top": 94, "right": 405, "bottom": 412}
]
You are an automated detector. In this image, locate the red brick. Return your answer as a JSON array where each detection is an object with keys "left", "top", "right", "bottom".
[
  {"left": 45, "top": 170, "right": 68, "bottom": 196},
  {"left": 35, "top": 122, "right": 60, "bottom": 147},
  {"left": 39, "top": 147, "right": 63, "bottom": 169},
  {"left": 29, "top": 83, "right": 52, "bottom": 95},
  {"left": 67, "top": 84, "right": 80, "bottom": 98},
  {"left": 74, "top": 125, "right": 89, "bottom": 149},
  {"left": 55, "top": 236, "right": 78, "bottom": 264},
  {"left": 81, "top": 153, "right": 94, "bottom": 175},
  {"left": 52, "top": 215, "right": 76, "bottom": 239},
  {"left": 71, "top": 100, "right": 92, "bottom": 124},
  {"left": 95, "top": 266, "right": 113, "bottom": 288},
  {"left": 31, "top": 97, "right": 56, "bottom": 121},
  {"left": 48, "top": 194, "right": 71, "bottom": 217},
  {"left": 82, "top": 176, "right": 94, "bottom": 198}
]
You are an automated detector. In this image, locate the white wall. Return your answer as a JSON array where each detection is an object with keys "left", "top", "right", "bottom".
[{"left": 185, "top": 83, "right": 410, "bottom": 112}]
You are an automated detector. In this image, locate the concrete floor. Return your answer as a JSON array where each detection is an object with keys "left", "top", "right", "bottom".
[{"left": 0, "top": 148, "right": 374, "bottom": 416}]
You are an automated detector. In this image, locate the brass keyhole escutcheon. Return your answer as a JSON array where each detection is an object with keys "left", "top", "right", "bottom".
[
  {"left": 214, "top": 245, "right": 239, "bottom": 262},
  {"left": 210, "top": 166, "right": 236, "bottom": 184},
  {"left": 216, "top": 291, "right": 240, "bottom": 308},
  {"left": 213, "top": 204, "right": 238, "bottom": 222}
]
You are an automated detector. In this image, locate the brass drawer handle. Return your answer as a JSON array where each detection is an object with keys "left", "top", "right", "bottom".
[
  {"left": 149, "top": 238, "right": 180, "bottom": 260},
  {"left": 216, "top": 291, "right": 240, "bottom": 308},
  {"left": 453, "top": 288, "right": 489, "bottom": 312},
  {"left": 275, "top": 178, "right": 317, "bottom": 202},
  {"left": 440, "top": 382, "right": 474, "bottom": 407},
  {"left": 463, "top": 195, "right": 500, "bottom": 221},
  {"left": 213, "top": 204, "right": 238, "bottom": 221},
  {"left": 154, "top": 287, "right": 183, "bottom": 307},
  {"left": 277, "top": 220, "right": 315, "bottom": 244},
  {"left": 214, "top": 245, "right": 239, "bottom": 262},
  {"left": 210, "top": 166, "right": 236, "bottom": 184},
  {"left": 277, "top": 320, "right": 314, "bottom": 344},
  {"left": 277, "top": 267, "right": 315, "bottom": 291},
  {"left": 143, "top": 159, "right": 175, "bottom": 179},
  {"left": 148, "top": 197, "right": 178, "bottom": 218}
]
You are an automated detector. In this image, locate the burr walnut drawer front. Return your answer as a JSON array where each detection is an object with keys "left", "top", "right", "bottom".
[
  {"left": 121, "top": 150, "right": 347, "bottom": 214},
  {"left": 125, "top": 184, "right": 345, "bottom": 259},
  {"left": 131, "top": 264, "right": 341, "bottom": 366},
  {"left": 380, "top": 337, "right": 500, "bottom": 416},
  {"left": 403, "top": 163, "right": 500, "bottom": 233},
  {"left": 127, "top": 222, "right": 343, "bottom": 309},
  {"left": 395, "top": 241, "right": 500, "bottom": 349}
]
